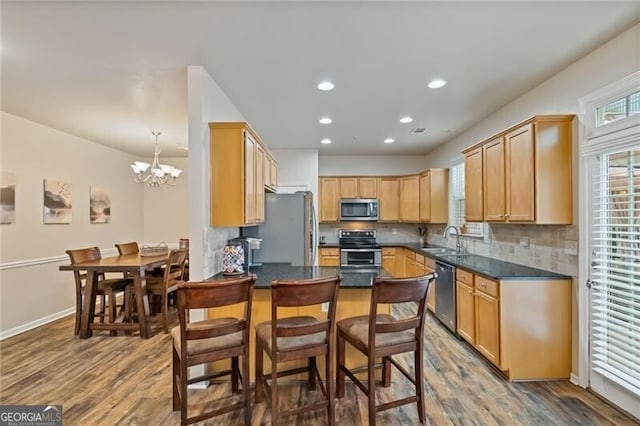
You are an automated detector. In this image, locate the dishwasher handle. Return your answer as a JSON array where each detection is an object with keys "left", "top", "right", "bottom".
[{"left": 435, "top": 261, "right": 455, "bottom": 273}]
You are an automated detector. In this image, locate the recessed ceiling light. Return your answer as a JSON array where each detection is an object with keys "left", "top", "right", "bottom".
[
  {"left": 427, "top": 79, "right": 447, "bottom": 89},
  {"left": 400, "top": 117, "right": 413, "bottom": 124},
  {"left": 319, "top": 117, "right": 332, "bottom": 124},
  {"left": 384, "top": 138, "right": 395, "bottom": 144},
  {"left": 321, "top": 138, "right": 332, "bottom": 144},
  {"left": 317, "top": 81, "right": 335, "bottom": 91}
]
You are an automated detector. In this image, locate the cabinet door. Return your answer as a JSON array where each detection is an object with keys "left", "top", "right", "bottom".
[
  {"left": 270, "top": 159, "right": 278, "bottom": 189},
  {"left": 244, "top": 132, "right": 257, "bottom": 224},
  {"left": 319, "top": 248, "right": 339, "bottom": 266},
  {"left": 400, "top": 175, "right": 420, "bottom": 222},
  {"left": 456, "top": 281, "right": 475, "bottom": 344},
  {"left": 319, "top": 178, "right": 340, "bottom": 222},
  {"left": 419, "top": 171, "right": 431, "bottom": 222},
  {"left": 483, "top": 137, "right": 506, "bottom": 222},
  {"left": 382, "top": 255, "right": 396, "bottom": 277},
  {"left": 340, "top": 178, "right": 358, "bottom": 198},
  {"left": 505, "top": 123, "right": 535, "bottom": 222},
  {"left": 358, "top": 178, "right": 378, "bottom": 198},
  {"left": 378, "top": 177, "right": 400, "bottom": 222},
  {"left": 465, "top": 147, "right": 484, "bottom": 222},
  {"left": 475, "top": 291, "right": 500, "bottom": 367},
  {"left": 255, "top": 144, "right": 265, "bottom": 223}
]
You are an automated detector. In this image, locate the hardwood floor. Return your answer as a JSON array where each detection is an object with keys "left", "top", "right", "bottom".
[{"left": 1, "top": 309, "right": 637, "bottom": 425}]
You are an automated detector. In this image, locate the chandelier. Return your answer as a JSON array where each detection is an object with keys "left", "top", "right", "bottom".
[{"left": 130, "top": 131, "right": 182, "bottom": 187}]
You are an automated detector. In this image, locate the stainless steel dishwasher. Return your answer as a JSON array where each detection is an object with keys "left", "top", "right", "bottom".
[{"left": 435, "top": 261, "right": 456, "bottom": 334}]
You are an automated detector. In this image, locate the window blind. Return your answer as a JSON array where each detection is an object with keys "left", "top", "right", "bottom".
[
  {"left": 590, "top": 148, "right": 640, "bottom": 396},
  {"left": 450, "top": 162, "right": 483, "bottom": 235}
]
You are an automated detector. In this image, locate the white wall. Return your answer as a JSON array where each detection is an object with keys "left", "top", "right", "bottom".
[
  {"left": 187, "top": 66, "right": 245, "bottom": 281},
  {"left": 319, "top": 155, "right": 427, "bottom": 176},
  {"left": 142, "top": 157, "right": 189, "bottom": 245},
  {"left": 272, "top": 149, "right": 319, "bottom": 198},
  {"left": 0, "top": 112, "right": 144, "bottom": 337}
]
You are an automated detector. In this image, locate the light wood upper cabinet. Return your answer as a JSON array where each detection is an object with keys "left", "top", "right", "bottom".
[
  {"left": 464, "top": 147, "right": 483, "bottom": 222},
  {"left": 255, "top": 144, "right": 265, "bottom": 223},
  {"left": 265, "top": 153, "right": 278, "bottom": 192},
  {"left": 419, "top": 169, "right": 449, "bottom": 223},
  {"left": 378, "top": 177, "right": 400, "bottom": 222},
  {"left": 210, "top": 122, "right": 270, "bottom": 226},
  {"left": 483, "top": 137, "right": 506, "bottom": 222},
  {"left": 464, "top": 115, "right": 574, "bottom": 224},
  {"left": 319, "top": 177, "right": 340, "bottom": 222},
  {"left": 400, "top": 175, "right": 420, "bottom": 222},
  {"left": 339, "top": 177, "right": 377, "bottom": 198},
  {"left": 340, "top": 178, "right": 358, "bottom": 198},
  {"left": 358, "top": 178, "right": 378, "bottom": 198}
]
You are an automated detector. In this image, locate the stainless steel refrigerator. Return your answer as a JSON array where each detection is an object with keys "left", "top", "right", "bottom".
[{"left": 242, "top": 191, "right": 317, "bottom": 266}]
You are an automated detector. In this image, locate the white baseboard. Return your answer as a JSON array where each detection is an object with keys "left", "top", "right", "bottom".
[{"left": 1, "top": 307, "right": 74, "bottom": 340}]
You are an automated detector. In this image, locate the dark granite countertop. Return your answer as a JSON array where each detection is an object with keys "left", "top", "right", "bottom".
[
  {"left": 208, "top": 263, "right": 391, "bottom": 289},
  {"left": 320, "top": 241, "right": 569, "bottom": 280}
]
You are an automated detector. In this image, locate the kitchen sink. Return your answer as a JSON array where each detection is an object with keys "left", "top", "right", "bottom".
[{"left": 421, "top": 247, "right": 457, "bottom": 255}]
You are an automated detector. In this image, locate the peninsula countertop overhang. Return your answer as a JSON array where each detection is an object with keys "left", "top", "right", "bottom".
[{"left": 209, "top": 263, "right": 392, "bottom": 288}]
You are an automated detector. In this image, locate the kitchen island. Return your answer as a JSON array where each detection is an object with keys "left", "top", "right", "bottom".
[{"left": 207, "top": 263, "right": 398, "bottom": 380}]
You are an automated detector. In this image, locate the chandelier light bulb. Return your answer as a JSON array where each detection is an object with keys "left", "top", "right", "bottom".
[{"left": 130, "top": 131, "right": 182, "bottom": 187}]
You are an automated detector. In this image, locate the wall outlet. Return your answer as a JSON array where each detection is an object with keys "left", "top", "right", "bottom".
[
  {"left": 564, "top": 241, "right": 578, "bottom": 256},
  {"left": 392, "top": 228, "right": 398, "bottom": 235},
  {"left": 321, "top": 302, "right": 329, "bottom": 312},
  {"left": 519, "top": 237, "right": 529, "bottom": 248}
]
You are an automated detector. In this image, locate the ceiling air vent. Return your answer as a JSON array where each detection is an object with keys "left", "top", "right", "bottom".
[{"left": 411, "top": 127, "right": 427, "bottom": 134}]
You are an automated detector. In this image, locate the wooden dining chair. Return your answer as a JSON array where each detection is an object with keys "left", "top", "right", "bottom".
[
  {"left": 115, "top": 241, "right": 139, "bottom": 255},
  {"left": 145, "top": 248, "right": 188, "bottom": 333},
  {"left": 255, "top": 275, "right": 342, "bottom": 425},
  {"left": 336, "top": 273, "right": 436, "bottom": 426},
  {"left": 65, "top": 246, "right": 133, "bottom": 336},
  {"left": 172, "top": 275, "right": 256, "bottom": 425}
]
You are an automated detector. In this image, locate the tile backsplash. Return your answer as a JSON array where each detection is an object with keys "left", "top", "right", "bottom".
[
  {"left": 320, "top": 222, "right": 578, "bottom": 277},
  {"left": 426, "top": 223, "right": 578, "bottom": 277}
]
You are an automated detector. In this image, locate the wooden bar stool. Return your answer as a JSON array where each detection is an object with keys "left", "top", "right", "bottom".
[
  {"left": 336, "top": 273, "right": 436, "bottom": 426},
  {"left": 65, "top": 247, "right": 132, "bottom": 336},
  {"left": 255, "top": 275, "right": 342, "bottom": 425},
  {"left": 172, "top": 275, "right": 256, "bottom": 425}
]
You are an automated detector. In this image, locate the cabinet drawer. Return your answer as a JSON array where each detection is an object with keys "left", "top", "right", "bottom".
[
  {"left": 382, "top": 247, "right": 396, "bottom": 255},
  {"left": 475, "top": 276, "right": 498, "bottom": 297},
  {"left": 424, "top": 257, "right": 435, "bottom": 270},
  {"left": 457, "top": 268, "right": 474, "bottom": 285},
  {"left": 319, "top": 247, "right": 339, "bottom": 256}
]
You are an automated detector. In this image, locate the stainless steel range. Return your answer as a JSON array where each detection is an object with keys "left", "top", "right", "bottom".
[{"left": 339, "top": 229, "right": 382, "bottom": 267}]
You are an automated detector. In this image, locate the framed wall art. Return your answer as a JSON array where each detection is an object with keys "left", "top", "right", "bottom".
[
  {"left": 0, "top": 172, "right": 16, "bottom": 224},
  {"left": 43, "top": 179, "right": 72, "bottom": 224},
  {"left": 90, "top": 186, "right": 110, "bottom": 224}
]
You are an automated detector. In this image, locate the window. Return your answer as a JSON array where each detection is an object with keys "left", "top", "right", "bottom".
[
  {"left": 596, "top": 91, "right": 640, "bottom": 127},
  {"left": 449, "top": 161, "right": 483, "bottom": 236}
]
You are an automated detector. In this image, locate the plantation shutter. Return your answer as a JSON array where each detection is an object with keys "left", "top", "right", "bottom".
[{"left": 590, "top": 148, "right": 640, "bottom": 395}]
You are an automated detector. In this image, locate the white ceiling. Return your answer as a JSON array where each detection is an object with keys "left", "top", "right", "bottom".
[{"left": 2, "top": 1, "right": 639, "bottom": 157}]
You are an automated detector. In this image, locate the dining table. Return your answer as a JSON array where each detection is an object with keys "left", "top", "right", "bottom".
[{"left": 59, "top": 252, "right": 168, "bottom": 339}]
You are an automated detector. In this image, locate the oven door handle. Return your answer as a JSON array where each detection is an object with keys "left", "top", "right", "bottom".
[{"left": 340, "top": 248, "right": 381, "bottom": 252}]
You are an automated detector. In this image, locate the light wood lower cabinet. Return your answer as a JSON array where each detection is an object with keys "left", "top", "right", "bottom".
[
  {"left": 424, "top": 257, "right": 436, "bottom": 313},
  {"left": 382, "top": 247, "right": 396, "bottom": 277},
  {"left": 318, "top": 247, "right": 339, "bottom": 266},
  {"left": 455, "top": 268, "right": 572, "bottom": 381}
]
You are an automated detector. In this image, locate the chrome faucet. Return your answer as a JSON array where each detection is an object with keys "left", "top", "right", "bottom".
[
  {"left": 443, "top": 225, "right": 466, "bottom": 254},
  {"left": 442, "top": 225, "right": 460, "bottom": 239}
]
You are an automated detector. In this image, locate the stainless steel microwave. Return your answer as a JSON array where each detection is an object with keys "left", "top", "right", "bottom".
[{"left": 339, "top": 199, "right": 378, "bottom": 221}]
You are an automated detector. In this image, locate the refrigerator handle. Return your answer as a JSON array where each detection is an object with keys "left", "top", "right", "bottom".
[{"left": 311, "top": 203, "right": 318, "bottom": 266}]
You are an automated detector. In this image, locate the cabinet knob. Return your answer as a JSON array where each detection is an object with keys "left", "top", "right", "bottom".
[
  {"left": 505, "top": 214, "right": 510, "bottom": 218},
  {"left": 468, "top": 290, "right": 472, "bottom": 294},
  {"left": 480, "top": 282, "right": 487, "bottom": 287},
  {"left": 498, "top": 214, "right": 504, "bottom": 218}
]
